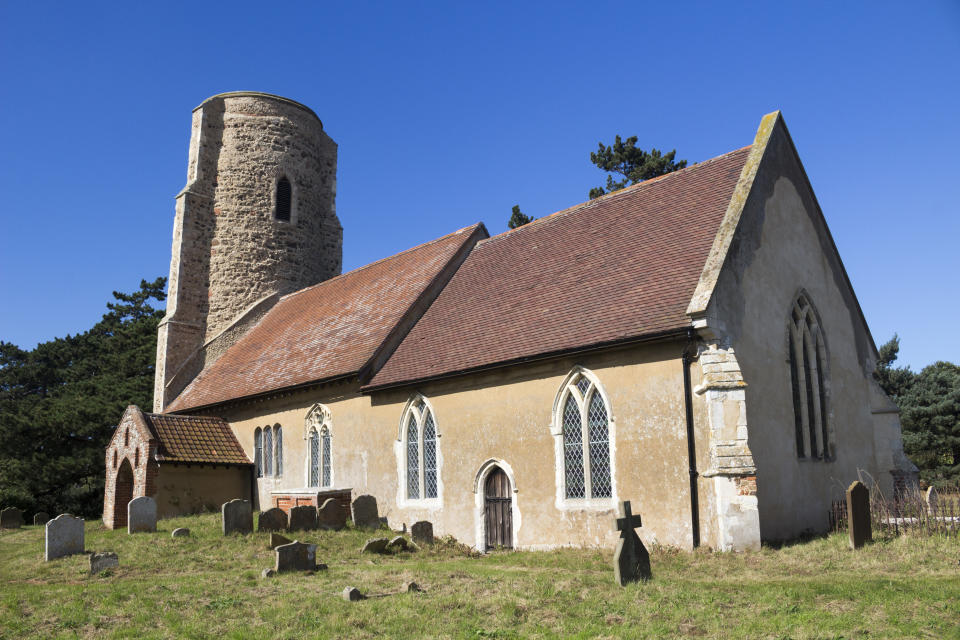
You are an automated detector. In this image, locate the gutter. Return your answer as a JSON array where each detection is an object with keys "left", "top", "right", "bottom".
[{"left": 682, "top": 328, "right": 701, "bottom": 548}]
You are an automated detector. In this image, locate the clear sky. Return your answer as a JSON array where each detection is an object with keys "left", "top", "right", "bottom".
[{"left": 1, "top": 2, "right": 957, "bottom": 371}]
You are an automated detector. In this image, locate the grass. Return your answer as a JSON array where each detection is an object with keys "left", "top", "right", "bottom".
[{"left": 2, "top": 513, "right": 959, "bottom": 639}]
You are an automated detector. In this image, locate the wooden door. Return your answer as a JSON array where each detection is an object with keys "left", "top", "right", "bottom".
[{"left": 484, "top": 467, "right": 513, "bottom": 550}]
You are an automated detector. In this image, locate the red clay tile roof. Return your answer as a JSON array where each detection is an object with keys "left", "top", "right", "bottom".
[
  {"left": 143, "top": 413, "right": 250, "bottom": 465},
  {"left": 367, "top": 146, "right": 752, "bottom": 389},
  {"left": 167, "top": 224, "right": 484, "bottom": 411}
]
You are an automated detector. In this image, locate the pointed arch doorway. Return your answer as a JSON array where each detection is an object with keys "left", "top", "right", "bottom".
[
  {"left": 484, "top": 466, "right": 513, "bottom": 550},
  {"left": 112, "top": 459, "right": 134, "bottom": 529}
]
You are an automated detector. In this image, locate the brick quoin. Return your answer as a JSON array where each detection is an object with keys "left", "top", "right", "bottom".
[{"left": 737, "top": 475, "right": 758, "bottom": 496}]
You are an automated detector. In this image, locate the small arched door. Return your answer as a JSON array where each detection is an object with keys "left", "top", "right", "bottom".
[
  {"left": 113, "top": 459, "right": 134, "bottom": 529},
  {"left": 484, "top": 467, "right": 513, "bottom": 550}
]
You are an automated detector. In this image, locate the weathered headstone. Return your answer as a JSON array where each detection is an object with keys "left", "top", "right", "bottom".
[
  {"left": 171, "top": 528, "right": 190, "bottom": 538},
  {"left": 846, "top": 480, "right": 872, "bottom": 549},
  {"left": 925, "top": 486, "right": 938, "bottom": 515},
  {"left": 274, "top": 540, "right": 319, "bottom": 573},
  {"left": 45, "top": 514, "right": 85, "bottom": 561},
  {"left": 258, "top": 507, "right": 288, "bottom": 532},
  {"left": 613, "top": 500, "right": 651, "bottom": 585},
  {"left": 411, "top": 520, "right": 434, "bottom": 545},
  {"left": 342, "top": 586, "right": 366, "bottom": 601},
  {"left": 387, "top": 536, "right": 412, "bottom": 552},
  {"left": 127, "top": 496, "right": 157, "bottom": 534},
  {"left": 317, "top": 498, "right": 347, "bottom": 530},
  {"left": 288, "top": 505, "right": 318, "bottom": 532},
  {"left": 33, "top": 512, "right": 50, "bottom": 526},
  {"left": 89, "top": 552, "right": 119, "bottom": 574},
  {"left": 404, "top": 581, "right": 424, "bottom": 593},
  {"left": 222, "top": 499, "right": 253, "bottom": 535},
  {"left": 270, "top": 532, "right": 292, "bottom": 549},
  {"left": 361, "top": 537, "right": 389, "bottom": 554},
  {"left": 0, "top": 507, "right": 23, "bottom": 529},
  {"left": 351, "top": 494, "right": 379, "bottom": 529}
]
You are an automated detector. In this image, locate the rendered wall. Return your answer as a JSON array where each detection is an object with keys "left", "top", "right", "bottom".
[
  {"left": 154, "top": 465, "right": 251, "bottom": 520},
  {"left": 212, "top": 341, "right": 718, "bottom": 551}
]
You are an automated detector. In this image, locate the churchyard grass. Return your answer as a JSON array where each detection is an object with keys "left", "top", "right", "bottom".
[{"left": 2, "top": 512, "right": 958, "bottom": 639}]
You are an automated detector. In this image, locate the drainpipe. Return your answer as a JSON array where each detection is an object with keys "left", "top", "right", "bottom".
[{"left": 682, "top": 329, "right": 701, "bottom": 548}]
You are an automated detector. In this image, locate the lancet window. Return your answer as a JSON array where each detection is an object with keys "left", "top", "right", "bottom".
[
  {"left": 401, "top": 396, "right": 439, "bottom": 501},
  {"left": 788, "top": 292, "right": 832, "bottom": 460},
  {"left": 556, "top": 369, "right": 613, "bottom": 501},
  {"left": 305, "top": 404, "right": 333, "bottom": 488}
]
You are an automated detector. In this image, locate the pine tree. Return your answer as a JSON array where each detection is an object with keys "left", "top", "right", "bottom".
[
  {"left": 589, "top": 135, "right": 686, "bottom": 199},
  {"left": 508, "top": 204, "right": 534, "bottom": 229}
]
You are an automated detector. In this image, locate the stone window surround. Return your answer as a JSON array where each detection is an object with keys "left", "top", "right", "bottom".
[
  {"left": 305, "top": 403, "right": 333, "bottom": 489},
  {"left": 551, "top": 366, "right": 618, "bottom": 511},
  {"left": 271, "top": 170, "right": 298, "bottom": 225},
  {"left": 786, "top": 289, "right": 834, "bottom": 462},
  {"left": 395, "top": 393, "right": 443, "bottom": 509}
]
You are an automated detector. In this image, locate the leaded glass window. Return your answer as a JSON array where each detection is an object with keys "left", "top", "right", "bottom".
[
  {"left": 274, "top": 426, "right": 283, "bottom": 478},
  {"left": 264, "top": 427, "right": 273, "bottom": 477},
  {"left": 321, "top": 427, "right": 331, "bottom": 487},
  {"left": 788, "top": 293, "right": 831, "bottom": 460},
  {"left": 309, "top": 428, "right": 320, "bottom": 487},
  {"left": 402, "top": 397, "right": 440, "bottom": 501},
  {"left": 559, "top": 371, "right": 613, "bottom": 500},
  {"left": 254, "top": 428, "right": 263, "bottom": 478}
]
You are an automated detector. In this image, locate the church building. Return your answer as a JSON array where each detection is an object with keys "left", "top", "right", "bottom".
[{"left": 102, "top": 92, "right": 916, "bottom": 551}]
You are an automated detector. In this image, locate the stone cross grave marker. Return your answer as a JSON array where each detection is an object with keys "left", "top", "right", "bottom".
[
  {"left": 222, "top": 499, "right": 253, "bottom": 535},
  {"left": 45, "top": 514, "right": 85, "bottom": 561},
  {"left": 127, "top": 496, "right": 157, "bottom": 534},
  {"left": 411, "top": 520, "right": 434, "bottom": 545},
  {"left": 351, "top": 494, "right": 379, "bottom": 529},
  {"left": 274, "top": 540, "right": 319, "bottom": 573},
  {"left": 613, "top": 500, "right": 651, "bottom": 585},
  {"left": 317, "top": 498, "right": 347, "bottom": 530},
  {"left": 0, "top": 507, "right": 23, "bottom": 529},
  {"left": 846, "top": 480, "right": 872, "bottom": 549},
  {"left": 258, "top": 507, "right": 288, "bottom": 532}
]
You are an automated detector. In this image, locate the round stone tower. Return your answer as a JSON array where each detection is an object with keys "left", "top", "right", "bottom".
[{"left": 155, "top": 92, "right": 342, "bottom": 411}]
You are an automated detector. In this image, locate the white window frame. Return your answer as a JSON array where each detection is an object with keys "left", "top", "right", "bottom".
[
  {"left": 395, "top": 394, "right": 443, "bottom": 508},
  {"left": 551, "top": 366, "right": 617, "bottom": 510},
  {"left": 305, "top": 403, "right": 333, "bottom": 489}
]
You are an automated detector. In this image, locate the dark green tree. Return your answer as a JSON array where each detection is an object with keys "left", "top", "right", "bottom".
[
  {"left": 508, "top": 204, "right": 534, "bottom": 229},
  {"left": 589, "top": 135, "right": 687, "bottom": 199},
  {"left": 900, "top": 361, "right": 960, "bottom": 488},
  {"left": 0, "top": 278, "right": 166, "bottom": 518},
  {"left": 874, "top": 334, "right": 915, "bottom": 400}
]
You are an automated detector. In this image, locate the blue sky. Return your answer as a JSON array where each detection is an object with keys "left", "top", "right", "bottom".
[{"left": 1, "top": 2, "right": 957, "bottom": 371}]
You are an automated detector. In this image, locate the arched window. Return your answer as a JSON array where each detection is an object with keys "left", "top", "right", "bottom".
[
  {"left": 788, "top": 292, "right": 831, "bottom": 460},
  {"left": 135, "top": 447, "right": 140, "bottom": 468},
  {"left": 400, "top": 396, "right": 439, "bottom": 501},
  {"left": 124, "top": 427, "right": 129, "bottom": 447},
  {"left": 254, "top": 427, "right": 263, "bottom": 478},
  {"left": 112, "top": 449, "right": 118, "bottom": 469},
  {"left": 264, "top": 426, "right": 273, "bottom": 477},
  {"left": 275, "top": 176, "right": 292, "bottom": 222},
  {"left": 274, "top": 425, "right": 283, "bottom": 478},
  {"left": 305, "top": 403, "right": 333, "bottom": 488},
  {"left": 554, "top": 368, "right": 613, "bottom": 501}
]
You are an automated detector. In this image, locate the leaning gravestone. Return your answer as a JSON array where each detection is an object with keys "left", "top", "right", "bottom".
[
  {"left": 33, "top": 512, "right": 50, "bottom": 526},
  {"left": 0, "top": 507, "right": 23, "bottom": 529},
  {"left": 317, "top": 498, "right": 347, "bottom": 530},
  {"left": 274, "top": 540, "right": 320, "bottom": 573},
  {"left": 171, "top": 528, "right": 190, "bottom": 538},
  {"left": 288, "top": 505, "right": 318, "bottom": 532},
  {"left": 361, "top": 537, "right": 390, "bottom": 554},
  {"left": 258, "top": 507, "right": 288, "bottom": 532},
  {"left": 351, "top": 495, "right": 379, "bottom": 529},
  {"left": 411, "top": 520, "right": 434, "bottom": 545},
  {"left": 89, "top": 552, "right": 119, "bottom": 574},
  {"left": 45, "top": 514, "right": 85, "bottom": 561},
  {"left": 847, "top": 480, "right": 872, "bottom": 549},
  {"left": 127, "top": 496, "right": 157, "bottom": 534},
  {"left": 925, "top": 486, "right": 938, "bottom": 515},
  {"left": 222, "top": 499, "right": 253, "bottom": 535},
  {"left": 613, "top": 500, "right": 651, "bottom": 585}
]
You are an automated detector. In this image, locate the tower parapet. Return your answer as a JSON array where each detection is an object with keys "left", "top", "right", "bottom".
[{"left": 154, "top": 92, "right": 342, "bottom": 411}]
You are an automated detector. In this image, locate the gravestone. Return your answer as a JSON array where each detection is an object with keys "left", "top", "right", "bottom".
[
  {"left": 0, "top": 507, "right": 23, "bottom": 529},
  {"left": 45, "top": 514, "right": 85, "bottom": 561},
  {"left": 222, "top": 499, "right": 253, "bottom": 535},
  {"left": 127, "top": 496, "right": 157, "bottom": 534},
  {"left": 318, "top": 498, "right": 347, "bottom": 530},
  {"left": 613, "top": 500, "right": 651, "bottom": 585},
  {"left": 351, "top": 494, "right": 379, "bottom": 529},
  {"left": 171, "top": 528, "right": 190, "bottom": 538},
  {"left": 288, "top": 505, "right": 318, "bottom": 532},
  {"left": 33, "top": 512, "right": 50, "bottom": 526},
  {"left": 404, "top": 581, "right": 424, "bottom": 593},
  {"left": 411, "top": 520, "right": 434, "bottom": 545},
  {"left": 846, "top": 480, "right": 872, "bottom": 549},
  {"left": 925, "top": 486, "right": 938, "bottom": 515},
  {"left": 270, "top": 532, "right": 292, "bottom": 549},
  {"left": 387, "top": 536, "right": 412, "bottom": 552},
  {"left": 361, "top": 537, "right": 389, "bottom": 554},
  {"left": 342, "top": 586, "right": 366, "bottom": 601},
  {"left": 258, "top": 508, "right": 288, "bottom": 532},
  {"left": 89, "top": 552, "right": 119, "bottom": 574},
  {"left": 274, "top": 540, "right": 319, "bottom": 573}
]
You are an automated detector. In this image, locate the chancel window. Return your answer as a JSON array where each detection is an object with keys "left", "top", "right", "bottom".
[
  {"left": 273, "top": 425, "right": 283, "bottom": 478},
  {"left": 254, "top": 427, "right": 263, "bottom": 478},
  {"left": 556, "top": 369, "right": 613, "bottom": 501},
  {"left": 788, "top": 292, "right": 832, "bottom": 460},
  {"left": 401, "top": 396, "right": 439, "bottom": 501},
  {"left": 305, "top": 403, "right": 333, "bottom": 488},
  {"left": 275, "top": 176, "right": 292, "bottom": 222}
]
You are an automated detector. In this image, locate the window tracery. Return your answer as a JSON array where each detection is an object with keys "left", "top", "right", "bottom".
[
  {"left": 788, "top": 292, "right": 832, "bottom": 460},
  {"left": 555, "top": 368, "right": 613, "bottom": 501}
]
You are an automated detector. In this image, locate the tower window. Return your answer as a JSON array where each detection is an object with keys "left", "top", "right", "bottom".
[{"left": 275, "top": 176, "right": 292, "bottom": 222}]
